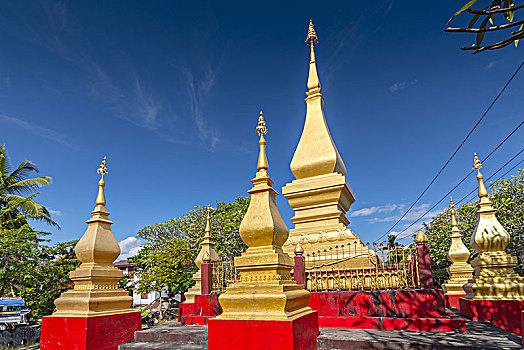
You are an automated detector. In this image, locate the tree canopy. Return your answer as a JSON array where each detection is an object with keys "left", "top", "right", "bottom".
[{"left": 131, "top": 196, "right": 249, "bottom": 296}]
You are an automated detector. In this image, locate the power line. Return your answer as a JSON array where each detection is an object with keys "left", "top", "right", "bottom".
[
  {"left": 377, "top": 60, "right": 524, "bottom": 242},
  {"left": 397, "top": 148, "right": 524, "bottom": 241},
  {"left": 389, "top": 120, "right": 523, "bottom": 239}
]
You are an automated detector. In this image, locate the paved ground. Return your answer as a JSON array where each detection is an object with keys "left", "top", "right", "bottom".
[{"left": 118, "top": 318, "right": 523, "bottom": 350}]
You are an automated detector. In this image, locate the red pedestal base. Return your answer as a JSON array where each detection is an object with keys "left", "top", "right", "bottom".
[
  {"left": 445, "top": 293, "right": 465, "bottom": 309},
  {"left": 318, "top": 315, "right": 465, "bottom": 332},
  {"left": 207, "top": 311, "right": 319, "bottom": 350},
  {"left": 460, "top": 298, "right": 524, "bottom": 335},
  {"left": 40, "top": 311, "right": 141, "bottom": 350},
  {"left": 178, "top": 303, "right": 195, "bottom": 322}
]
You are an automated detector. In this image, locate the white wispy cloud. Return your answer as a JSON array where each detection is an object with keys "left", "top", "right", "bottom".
[
  {"left": 0, "top": 113, "right": 74, "bottom": 147},
  {"left": 389, "top": 79, "right": 418, "bottom": 93},
  {"left": 48, "top": 209, "right": 63, "bottom": 217},
  {"left": 350, "top": 203, "right": 401, "bottom": 217},
  {"left": 118, "top": 236, "right": 143, "bottom": 261},
  {"left": 368, "top": 203, "right": 440, "bottom": 224},
  {"left": 184, "top": 65, "right": 221, "bottom": 149},
  {"left": 484, "top": 61, "right": 498, "bottom": 70}
]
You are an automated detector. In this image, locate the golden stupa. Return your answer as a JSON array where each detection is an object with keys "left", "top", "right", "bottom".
[
  {"left": 184, "top": 207, "right": 219, "bottom": 303},
  {"left": 52, "top": 157, "right": 134, "bottom": 316},
  {"left": 282, "top": 20, "right": 374, "bottom": 266},
  {"left": 216, "top": 112, "right": 313, "bottom": 321},
  {"left": 462, "top": 153, "right": 524, "bottom": 300},
  {"left": 442, "top": 197, "right": 474, "bottom": 295}
]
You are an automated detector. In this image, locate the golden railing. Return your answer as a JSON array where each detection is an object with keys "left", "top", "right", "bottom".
[
  {"left": 304, "top": 242, "right": 419, "bottom": 292},
  {"left": 211, "top": 257, "right": 240, "bottom": 294}
]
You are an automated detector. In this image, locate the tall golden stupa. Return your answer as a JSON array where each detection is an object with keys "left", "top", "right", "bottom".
[{"left": 282, "top": 21, "right": 372, "bottom": 262}]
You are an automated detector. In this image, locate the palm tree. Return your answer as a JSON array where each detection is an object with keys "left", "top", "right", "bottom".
[{"left": 0, "top": 144, "right": 58, "bottom": 228}]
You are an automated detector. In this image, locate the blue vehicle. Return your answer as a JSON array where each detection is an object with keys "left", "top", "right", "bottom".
[{"left": 0, "top": 298, "right": 39, "bottom": 346}]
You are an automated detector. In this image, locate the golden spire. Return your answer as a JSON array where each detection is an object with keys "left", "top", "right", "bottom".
[
  {"left": 256, "top": 111, "right": 269, "bottom": 173},
  {"left": 473, "top": 153, "right": 488, "bottom": 199},
  {"left": 96, "top": 157, "right": 108, "bottom": 207},
  {"left": 53, "top": 157, "right": 132, "bottom": 316},
  {"left": 450, "top": 197, "right": 457, "bottom": 228},
  {"left": 305, "top": 20, "right": 321, "bottom": 93}
]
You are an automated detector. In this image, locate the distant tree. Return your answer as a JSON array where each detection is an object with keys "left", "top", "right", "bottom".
[
  {"left": 445, "top": 0, "right": 523, "bottom": 53},
  {"left": 0, "top": 144, "right": 57, "bottom": 228},
  {"left": 131, "top": 196, "right": 249, "bottom": 296},
  {"left": 22, "top": 240, "right": 80, "bottom": 320},
  {"left": 424, "top": 168, "right": 524, "bottom": 286}
]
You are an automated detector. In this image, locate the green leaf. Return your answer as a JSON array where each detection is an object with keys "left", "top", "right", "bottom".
[
  {"left": 504, "top": 0, "right": 515, "bottom": 22},
  {"left": 468, "top": 13, "right": 482, "bottom": 28},
  {"left": 448, "top": 0, "right": 479, "bottom": 24},
  {"left": 476, "top": 15, "right": 490, "bottom": 47}
]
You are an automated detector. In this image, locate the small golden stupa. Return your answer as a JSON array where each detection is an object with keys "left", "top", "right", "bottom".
[
  {"left": 216, "top": 112, "right": 313, "bottom": 320},
  {"left": 463, "top": 153, "right": 524, "bottom": 300},
  {"left": 442, "top": 197, "right": 474, "bottom": 295},
  {"left": 184, "top": 207, "right": 219, "bottom": 303},
  {"left": 52, "top": 157, "right": 134, "bottom": 316},
  {"left": 282, "top": 20, "right": 373, "bottom": 266}
]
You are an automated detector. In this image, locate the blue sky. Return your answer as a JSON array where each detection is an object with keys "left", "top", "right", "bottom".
[{"left": 1, "top": 1, "right": 522, "bottom": 259}]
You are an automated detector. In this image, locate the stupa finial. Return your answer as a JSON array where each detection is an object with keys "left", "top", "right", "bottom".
[
  {"left": 305, "top": 20, "right": 321, "bottom": 92},
  {"left": 473, "top": 153, "right": 488, "bottom": 199},
  {"left": 256, "top": 111, "right": 269, "bottom": 173},
  {"left": 449, "top": 197, "right": 457, "bottom": 228},
  {"left": 205, "top": 206, "right": 211, "bottom": 238},
  {"left": 96, "top": 156, "right": 108, "bottom": 206}
]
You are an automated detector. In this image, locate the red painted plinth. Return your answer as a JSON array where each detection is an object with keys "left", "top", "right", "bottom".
[
  {"left": 207, "top": 312, "right": 319, "bottom": 350},
  {"left": 445, "top": 294, "right": 465, "bottom": 309},
  {"left": 318, "top": 316, "right": 466, "bottom": 333},
  {"left": 460, "top": 298, "right": 524, "bottom": 335},
  {"left": 178, "top": 303, "right": 195, "bottom": 322},
  {"left": 309, "top": 289, "right": 445, "bottom": 318},
  {"left": 40, "top": 311, "right": 141, "bottom": 350},
  {"left": 195, "top": 294, "right": 222, "bottom": 316}
]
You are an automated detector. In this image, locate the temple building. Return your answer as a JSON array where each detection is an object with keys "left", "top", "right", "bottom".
[{"left": 281, "top": 20, "right": 374, "bottom": 265}]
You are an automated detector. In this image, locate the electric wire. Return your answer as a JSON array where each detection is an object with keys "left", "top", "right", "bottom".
[
  {"left": 377, "top": 60, "right": 524, "bottom": 242},
  {"left": 397, "top": 147, "right": 524, "bottom": 241},
  {"left": 386, "top": 120, "right": 523, "bottom": 240}
]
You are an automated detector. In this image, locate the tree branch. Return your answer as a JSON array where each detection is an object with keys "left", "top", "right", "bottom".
[
  {"left": 466, "top": 3, "right": 524, "bottom": 14},
  {"left": 461, "top": 31, "right": 524, "bottom": 53},
  {"left": 446, "top": 18, "right": 524, "bottom": 32}
]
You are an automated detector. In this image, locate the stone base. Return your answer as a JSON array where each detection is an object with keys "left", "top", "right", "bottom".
[
  {"left": 460, "top": 298, "right": 524, "bottom": 335},
  {"left": 445, "top": 293, "right": 465, "bottom": 309},
  {"left": 40, "top": 311, "right": 141, "bottom": 350},
  {"left": 208, "top": 311, "right": 318, "bottom": 350}
]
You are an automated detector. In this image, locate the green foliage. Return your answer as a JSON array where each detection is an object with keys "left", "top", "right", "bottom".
[
  {"left": 0, "top": 144, "right": 57, "bottom": 229},
  {"left": 132, "top": 196, "right": 249, "bottom": 295},
  {"left": 118, "top": 274, "right": 135, "bottom": 296},
  {"left": 0, "top": 223, "right": 44, "bottom": 297},
  {"left": 424, "top": 169, "right": 524, "bottom": 287},
  {"left": 22, "top": 240, "right": 80, "bottom": 320}
]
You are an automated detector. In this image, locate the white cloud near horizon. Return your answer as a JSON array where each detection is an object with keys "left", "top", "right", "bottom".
[{"left": 118, "top": 236, "right": 143, "bottom": 261}]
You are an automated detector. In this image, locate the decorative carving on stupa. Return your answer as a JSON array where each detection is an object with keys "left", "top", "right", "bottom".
[
  {"left": 217, "top": 112, "right": 313, "bottom": 320},
  {"left": 442, "top": 197, "right": 474, "bottom": 295},
  {"left": 184, "top": 207, "right": 219, "bottom": 303},
  {"left": 53, "top": 157, "right": 134, "bottom": 316},
  {"left": 463, "top": 153, "right": 524, "bottom": 300},
  {"left": 282, "top": 20, "right": 371, "bottom": 262}
]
